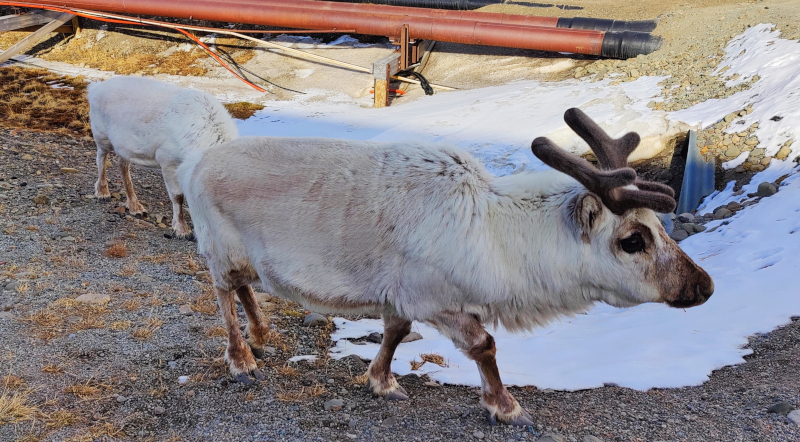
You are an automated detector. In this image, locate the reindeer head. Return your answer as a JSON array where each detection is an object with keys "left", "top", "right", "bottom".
[{"left": 531, "top": 108, "right": 714, "bottom": 309}]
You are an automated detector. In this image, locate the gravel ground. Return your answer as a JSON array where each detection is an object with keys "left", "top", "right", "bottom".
[
  {"left": 1, "top": 128, "right": 800, "bottom": 442},
  {"left": 2, "top": 1, "right": 800, "bottom": 441}
]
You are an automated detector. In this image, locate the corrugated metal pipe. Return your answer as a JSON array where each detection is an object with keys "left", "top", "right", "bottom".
[{"left": 26, "top": 0, "right": 662, "bottom": 58}]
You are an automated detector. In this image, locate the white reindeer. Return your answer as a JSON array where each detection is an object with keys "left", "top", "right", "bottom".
[
  {"left": 88, "top": 76, "right": 238, "bottom": 237},
  {"left": 177, "top": 108, "right": 713, "bottom": 425}
]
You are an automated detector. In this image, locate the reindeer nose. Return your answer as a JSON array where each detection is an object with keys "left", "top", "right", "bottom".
[{"left": 694, "top": 277, "right": 714, "bottom": 303}]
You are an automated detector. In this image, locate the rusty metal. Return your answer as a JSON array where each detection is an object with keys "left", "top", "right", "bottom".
[{"left": 26, "top": 0, "right": 610, "bottom": 55}]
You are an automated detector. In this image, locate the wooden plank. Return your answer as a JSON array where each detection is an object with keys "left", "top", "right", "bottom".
[
  {"left": 0, "top": 10, "right": 62, "bottom": 33},
  {"left": 12, "top": 24, "right": 74, "bottom": 34},
  {"left": 373, "top": 53, "right": 399, "bottom": 108},
  {"left": 0, "top": 12, "right": 75, "bottom": 65}
]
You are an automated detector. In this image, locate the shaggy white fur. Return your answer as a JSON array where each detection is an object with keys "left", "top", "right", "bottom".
[
  {"left": 88, "top": 76, "right": 238, "bottom": 236},
  {"left": 178, "top": 136, "right": 692, "bottom": 332}
]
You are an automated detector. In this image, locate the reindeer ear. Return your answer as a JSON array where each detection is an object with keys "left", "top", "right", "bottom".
[{"left": 573, "top": 192, "right": 606, "bottom": 243}]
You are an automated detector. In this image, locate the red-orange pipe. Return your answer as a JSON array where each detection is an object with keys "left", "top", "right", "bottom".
[{"left": 19, "top": 0, "right": 660, "bottom": 58}]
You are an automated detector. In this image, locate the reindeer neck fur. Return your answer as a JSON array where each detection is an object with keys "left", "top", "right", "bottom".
[{"left": 446, "top": 170, "right": 605, "bottom": 332}]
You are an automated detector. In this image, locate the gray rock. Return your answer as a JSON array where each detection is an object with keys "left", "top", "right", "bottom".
[
  {"left": 303, "top": 312, "right": 328, "bottom": 327},
  {"left": 726, "top": 201, "right": 744, "bottom": 211},
  {"left": 324, "top": 398, "right": 344, "bottom": 411},
  {"left": 681, "top": 223, "right": 706, "bottom": 234},
  {"left": 473, "top": 430, "right": 485, "bottom": 439},
  {"left": 539, "top": 434, "right": 567, "bottom": 442},
  {"left": 788, "top": 409, "right": 800, "bottom": 426},
  {"left": 676, "top": 212, "right": 696, "bottom": 223},
  {"left": 767, "top": 401, "right": 793, "bottom": 415},
  {"left": 713, "top": 208, "right": 732, "bottom": 220},
  {"left": 757, "top": 182, "right": 777, "bottom": 197},
  {"left": 153, "top": 406, "right": 166, "bottom": 415},
  {"left": 4, "top": 281, "right": 20, "bottom": 292},
  {"left": 401, "top": 332, "right": 423, "bottom": 343},
  {"left": 583, "top": 437, "right": 604, "bottom": 442},
  {"left": 724, "top": 146, "right": 741, "bottom": 158},
  {"left": 135, "top": 275, "right": 155, "bottom": 284},
  {"left": 669, "top": 230, "right": 689, "bottom": 242},
  {"left": 116, "top": 395, "right": 128, "bottom": 403},
  {"left": 424, "top": 381, "right": 441, "bottom": 388},
  {"left": 343, "top": 354, "right": 367, "bottom": 370},
  {"left": 366, "top": 332, "right": 383, "bottom": 343},
  {"left": 381, "top": 416, "right": 398, "bottom": 428},
  {"left": 178, "top": 304, "right": 193, "bottom": 315}
]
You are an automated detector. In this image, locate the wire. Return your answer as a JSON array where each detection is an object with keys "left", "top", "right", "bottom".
[{"left": 396, "top": 69, "right": 434, "bottom": 95}]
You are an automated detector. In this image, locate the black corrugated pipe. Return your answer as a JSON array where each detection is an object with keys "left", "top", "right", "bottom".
[{"left": 322, "top": 0, "right": 658, "bottom": 33}]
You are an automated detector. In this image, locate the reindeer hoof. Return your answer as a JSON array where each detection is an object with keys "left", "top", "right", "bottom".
[
  {"left": 385, "top": 385, "right": 409, "bottom": 401},
  {"left": 233, "top": 368, "right": 264, "bottom": 385},
  {"left": 234, "top": 372, "right": 254, "bottom": 385},
  {"left": 505, "top": 409, "right": 534, "bottom": 427},
  {"left": 252, "top": 368, "right": 265, "bottom": 381}
]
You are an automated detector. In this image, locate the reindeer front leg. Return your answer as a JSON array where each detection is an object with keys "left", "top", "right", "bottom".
[
  {"left": 429, "top": 312, "right": 534, "bottom": 426},
  {"left": 366, "top": 313, "right": 411, "bottom": 400}
]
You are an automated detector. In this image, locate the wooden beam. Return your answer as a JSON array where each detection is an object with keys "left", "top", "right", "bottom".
[
  {"left": 0, "top": 12, "right": 75, "bottom": 65},
  {"left": 12, "top": 24, "right": 74, "bottom": 33},
  {"left": 373, "top": 52, "right": 400, "bottom": 109},
  {"left": 0, "top": 10, "right": 62, "bottom": 33}
]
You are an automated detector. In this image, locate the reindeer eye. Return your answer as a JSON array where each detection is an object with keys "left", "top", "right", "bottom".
[{"left": 619, "top": 232, "right": 646, "bottom": 254}]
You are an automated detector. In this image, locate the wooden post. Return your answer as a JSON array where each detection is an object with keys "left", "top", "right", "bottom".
[
  {"left": 71, "top": 16, "right": 80, "bottom": 37},
  {"left": 0, "top": 12, "right": 75, "bottom": 65},
  {"left": 373, "top": 52, "right": 399, "bottom": 109}
]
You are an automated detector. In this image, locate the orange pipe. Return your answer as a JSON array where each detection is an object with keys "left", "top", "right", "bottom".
[
  {"left": 17, "top": 0, "right": 660, "bottom": 57},
  {"left": 23, "top": 0, "right": 606, "bottom": 54}
]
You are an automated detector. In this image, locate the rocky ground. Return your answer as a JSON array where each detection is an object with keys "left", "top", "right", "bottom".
[
  {"left": 2, "top": 0, "right": 800, "bottom": 441},
  {"left": 1, "top": 128, "right": 800, "bottom": 442}
]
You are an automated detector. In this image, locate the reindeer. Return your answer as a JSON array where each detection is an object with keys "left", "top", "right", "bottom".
[
  {"left": 88, "top": 76, "right": 238, "bottom": 237},
  {"left": 177, "top": 108, "right": 713, "bottom": 425}
]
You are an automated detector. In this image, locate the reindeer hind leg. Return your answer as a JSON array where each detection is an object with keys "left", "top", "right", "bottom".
[{"left": 366, "top": 313, "right": 411, "bottom": 400}]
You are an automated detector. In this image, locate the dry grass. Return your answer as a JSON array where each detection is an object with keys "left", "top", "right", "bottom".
[
  {"left": 131, "top": 327, "right": 154, "bottom": 339},
  {"left": 421, "top": 353, "right": 448, "bottom": 367},
  {"left": 410, "top": 360, "right": 425, "bottom": 371},
  {"left": 122, "top": 299, "right": 140, "bottom": 311},
  {"left": 41, "top": 364, "right": 65, "bottom": 375},
  {"left": 105, "top": 242, "right": 127, "bottom": 258},
  {"left": 0, "top": 389, "right": 42, "bottom": 425},
  {"left": 1, "top": 375, "right": 25, "bottom": 390},
  {"left": 45, "top": 409, "right": 82, "bottom": 429},
  {"left": 307, "top": 384, "right": 327, "bottom": 398},
  {"left": 411, "top": 353, "right": 449, "bottom": 371},
  {"left": 22, "top": 298, "right": 110, "bottom": 340},
  {"left": 63, "top": 380, "right": 109, "bottom": 400},
  {"left": 70, "top": 316, "right": 106, "bottom": 331},
  {"left": 205, "top": 326, "right": 227, "bottom": 338},
  {"left": 223, "top": 102, "right": 265, "bottom": 120},
  {"left": 275, "top": 364, "right": 298, "bottom": 377},
  {"left": 110, "top": 320, "right": 132, "bottom": 331},
  {"left": 0, "top": 67, "right": 90, "bottom": 136},
  {"left": 351, "top": 373, "right": 369, "bottom": 385},
  {"left": 191, "top": 289, "right": 218, "bottom": 316},
  {"left": 275, "top": 388, "right": 305, "bottom": 402},
  {"left": 116, "top": 264, "right": 137, "bottom": 277}
]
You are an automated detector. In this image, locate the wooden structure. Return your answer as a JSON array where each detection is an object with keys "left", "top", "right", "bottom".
[
  {"left": 372, "top": 52, "right": 400, "bottom": 108},
  {"left": 0, "top": 9, "right": 77, "bottom": 64}
]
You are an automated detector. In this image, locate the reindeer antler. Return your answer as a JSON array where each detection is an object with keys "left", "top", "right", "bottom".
[{"left": 531, "top": 108, "right": 676, "bottom": 215}]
